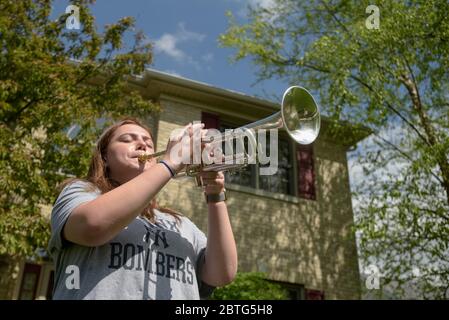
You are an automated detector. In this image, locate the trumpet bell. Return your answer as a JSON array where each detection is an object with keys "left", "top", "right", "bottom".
[
  {"left": 137, "top": 85, "right": 321, "bottom": 182},
  {"left": 282, "top": 86, "right": 320, "bottom": 145}
]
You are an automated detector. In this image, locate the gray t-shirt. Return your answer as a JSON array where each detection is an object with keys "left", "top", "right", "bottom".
[{"left": 48, "top": 181, "right": 213, "bottom": 300}]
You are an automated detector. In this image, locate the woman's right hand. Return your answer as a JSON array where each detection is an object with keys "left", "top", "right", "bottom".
[{"left": 162, "top": 122, "right": 205, "bottom": 174}]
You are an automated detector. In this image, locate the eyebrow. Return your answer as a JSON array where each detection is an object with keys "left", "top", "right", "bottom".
[{"left": 117, "top": 133, "right": 153, "bottom": 144}]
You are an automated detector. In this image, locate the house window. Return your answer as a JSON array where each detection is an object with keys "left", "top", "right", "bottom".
[
  {"left": 201, "top": 112, "right": 315, "bottom": 198},
  {"left": 269, "top": 281, "right": 305, "bottom": 300},
  {"left": 215, "top": 121, "right": 294, "bottom": 195},
  {"left": 286, "top": 285, "right": 305, "bottom": 300},
  {"left": 259, "top": 137, "right": 294, "bottom": 195},
  {"left": 219, "top": 122, "right": 256, "bottom": 189},
  {"left": 18, "top": 263, "right": 41, "bottom": 300}
]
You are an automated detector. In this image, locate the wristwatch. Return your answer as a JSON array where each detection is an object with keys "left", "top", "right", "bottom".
[{"left": 205, "top": 190, "right": 227, "bottom": 203}]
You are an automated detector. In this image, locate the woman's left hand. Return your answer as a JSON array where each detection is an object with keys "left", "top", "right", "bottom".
[{"left": 199, "top": 171, "right": 225, "bottom": 195}]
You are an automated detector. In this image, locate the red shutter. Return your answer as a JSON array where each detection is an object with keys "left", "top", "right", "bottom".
[
  {"left": 201, "top": 112, "right": 220, "bottom": 129},
  {"left": 297, "top": 144, "right": 316, "bottom": 200},
  {"left": 305, "top": 288, "right": 325, "bottom": 300}
]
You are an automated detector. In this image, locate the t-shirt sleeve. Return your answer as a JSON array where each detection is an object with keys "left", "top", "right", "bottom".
[
  {"left": 47, "top": 181, "right": 100, "bottom": 255},
  {"left": 184, "top": 218, "right": 216, "bottom": 299},
  {"left": 188, "top": 219, "right": 207, "bottom": 256},
  {"left": 196, "top": 247, "right": 216, "bottom": 299}
]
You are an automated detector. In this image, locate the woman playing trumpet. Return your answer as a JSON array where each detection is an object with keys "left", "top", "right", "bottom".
[{"left": 48, "top": 118, "right": 237, "bottom": 299}]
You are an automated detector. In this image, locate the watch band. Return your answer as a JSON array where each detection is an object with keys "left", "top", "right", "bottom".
[{"left": 205, "top": 190, "right": 227, "bottom": 203}]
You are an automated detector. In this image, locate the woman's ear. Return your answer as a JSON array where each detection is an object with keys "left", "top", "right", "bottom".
[{"left": 102, "top": 154, "right": 108, "bottom": 167}]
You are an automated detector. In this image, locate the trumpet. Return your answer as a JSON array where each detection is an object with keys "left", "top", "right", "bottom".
[{"left": 138, "top": 86, "right": 320, "bottom": 180}]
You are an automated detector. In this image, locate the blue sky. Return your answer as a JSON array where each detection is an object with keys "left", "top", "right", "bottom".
[{"left": 52, "top": 0, "right": 288, "bottom": 102}]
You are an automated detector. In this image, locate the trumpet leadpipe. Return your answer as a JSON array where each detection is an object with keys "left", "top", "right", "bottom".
[{"left": 137, "top": 150, "right": 166, "bottom": 163}]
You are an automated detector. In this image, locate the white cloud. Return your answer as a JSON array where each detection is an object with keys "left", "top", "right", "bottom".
[
  {"left": 201, "top": 53, "right": 214, "bottom": 62},
  {"left": 154, "top": 34, "right": 185, "bottom": 60},
  {"left": 249, "top": 0, "right": 276, "bottom": 9},
  {"left": 153, "top": 23, "right": 205, "bottom": 64},
  {"left": 231, "top": 0, "right": 276, "bottom": 8},
  {"left": 176, "top": 23, "right": 206, "bottom": 42},
  {"left": 234, "top": 0, "right": 277, "bottom": 18}
]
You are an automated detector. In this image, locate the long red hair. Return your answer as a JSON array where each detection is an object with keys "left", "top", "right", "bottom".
[{"left": 59, "top": 118, "right": 181, "bottom": 222}]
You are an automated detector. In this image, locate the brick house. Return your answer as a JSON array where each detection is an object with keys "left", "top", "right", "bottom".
[{"left": 0, "top": 69, "right": 369, "bottom": 299}]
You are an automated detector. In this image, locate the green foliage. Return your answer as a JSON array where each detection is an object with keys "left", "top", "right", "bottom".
[
  {"left": 0, "top": 0, "right": 157, "bottom": 258},
  {"left": 210, "top": 272, "right": 289, "bottom": 300},
  {"left": 220, "top": 0, "right": 449, "bottom": 299}
]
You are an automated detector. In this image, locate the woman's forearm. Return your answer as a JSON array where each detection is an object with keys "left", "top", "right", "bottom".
[
  {"left": 201, "top": 202, "right": 238, "bottom": 287},
  {"left": 64, "top": 163, "right": 172, "bottom": 246}
]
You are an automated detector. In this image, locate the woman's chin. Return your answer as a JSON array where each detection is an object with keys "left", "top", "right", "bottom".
[
  {"left": 127, "top": 159, "right": 156, "bottom": 173},
  {"left": 140, "top": 161, "right": 156, "bottom": 171}
]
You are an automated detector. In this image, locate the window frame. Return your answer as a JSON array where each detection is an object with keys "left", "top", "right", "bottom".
[
  {"left": 219, "top": 119, "right": 298, "bottom": 197},
  {"left": 18, "top": 263, "right": 41, "bottom": 300}
]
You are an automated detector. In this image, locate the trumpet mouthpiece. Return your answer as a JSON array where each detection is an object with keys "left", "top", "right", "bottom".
[{"left": 137, "top": 153, "right": 152, "bottom": 163}]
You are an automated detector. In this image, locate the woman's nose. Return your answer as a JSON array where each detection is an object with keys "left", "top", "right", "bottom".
[{"left": 135, "top": 140, "right": 147, "bottom": 151}]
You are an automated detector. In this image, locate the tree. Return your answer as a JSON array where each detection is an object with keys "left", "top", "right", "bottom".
[
  {"left": 210, "top": 272, "right": 289, "bottom": 300},
  {"left": 219, "top": 0, "right": 449, "bottom": 299},
  {"left": 0, "top": 0, "right": 156, "bottom": 259}
]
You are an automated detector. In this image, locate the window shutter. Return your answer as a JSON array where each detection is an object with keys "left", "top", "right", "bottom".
[
  {"left": 305, "top": 288, "right": 325, "bottom": 300},
  {"left": 297, "top": 143, "right": 316, "bottom": 200},
  {"left": 201, "top": 112, "right": 220, "bottom": 129}
]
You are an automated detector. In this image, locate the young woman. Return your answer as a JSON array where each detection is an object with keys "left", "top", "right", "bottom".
[{"left": 48, "top": 118, "right": 237, "bottom": 299}]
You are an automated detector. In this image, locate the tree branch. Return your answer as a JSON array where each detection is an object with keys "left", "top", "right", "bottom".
[
  {"left": 296, "top": 60, "right": 430, "bottom": 146},
  {"left": 317, "top": 0, "right": 431, "bottom": 146},
  {"left": 4, "top": 54, "right": 112, "bottom": 126},
  {"left": 400, "top": 55, "right": 449, "bottom": 205},
  {"left": 372, "top": 133, "right": 444, "bottom": 185},
  {"left": 349, "top": 73, "right": 430, "bottom": 146}
]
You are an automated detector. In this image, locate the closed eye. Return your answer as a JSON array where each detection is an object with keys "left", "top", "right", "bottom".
[
  {"left": 120, "top": 137, "right": 133, "bottom": 143},
  {"left": 117, "top": 133, "right": 153, "bottom": 148}
]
